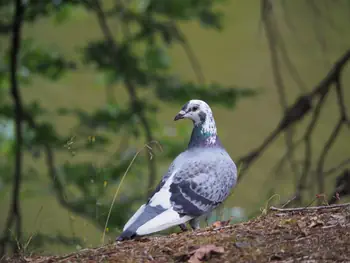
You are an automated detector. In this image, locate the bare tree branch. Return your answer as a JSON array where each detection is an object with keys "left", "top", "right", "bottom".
[
  {"left": 175, "top": 26, "right": 205, "bottom": 84},
  {"left": 316, "top": 118, "right": 344, "bottom": 202},
  {"left": 270, "top": 202, "right": 350, "bottom": 212},
  {"left": 293, "top": 90, "right": 328, "bottom": 203},
  {"left": 334, "top": 74, "right": 350, "bottom": 127},
  {"left": 0, "top": 0, "right": 25, "bottom": 256},
  {"left": 324, "top": 159, "right": 350, "bottom": 177},
  {"left": 261, "top": 0, "right": 300, "bottom": 187},
  {"left": 237, "top": 49, "right": 350, "bottom": 189}
]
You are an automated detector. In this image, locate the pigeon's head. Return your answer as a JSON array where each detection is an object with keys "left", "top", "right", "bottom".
[{"left": 174, "top": 99, "right": 213, "bottom": 126}]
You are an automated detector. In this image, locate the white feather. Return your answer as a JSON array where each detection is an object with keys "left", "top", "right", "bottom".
[
  {"left": 123, "top": 204, "right": 146, "bottom": 231},
  {"left": 147, "top": 169, "right": 177, "bottom": 208},
  {"left": 123, "top": 170, "right": 177, "bottom": 232},
  {"left": 136, "top": 208, "right": 192, "bottom": 235}
]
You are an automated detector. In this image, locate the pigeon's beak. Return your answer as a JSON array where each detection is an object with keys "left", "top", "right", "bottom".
[{"left": 174, "top": 110, "right": 186, "bottom": 121}]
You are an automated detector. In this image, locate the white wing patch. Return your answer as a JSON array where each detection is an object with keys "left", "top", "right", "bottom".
[
  {"left": 136, "top": 208, "right": 192, "bottom": 235},
  {"left": 147, "top": 169, "right": 177, "bottom": 208},
  {"left": 123, "top": 204, "right": 146, "bottom": 231}
]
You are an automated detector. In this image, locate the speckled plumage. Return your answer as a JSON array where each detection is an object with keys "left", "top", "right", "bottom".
[{"left": 117, "top": 100, "right": 237, "bottom": 241}]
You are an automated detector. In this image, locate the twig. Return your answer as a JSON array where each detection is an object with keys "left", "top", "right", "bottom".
[
  {"left": 281, "top": 195, "right": 297, "bottom": 208},
  {"left": 270, "top": 202, "right": 350, "bottom": 212},
  {"left": 324, "top": 158, "right": 350, "bottom": 177}
]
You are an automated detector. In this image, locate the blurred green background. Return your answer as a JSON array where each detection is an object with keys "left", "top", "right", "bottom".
[{"left": 0, "top": 0, "right": 349, "bottom": 256}]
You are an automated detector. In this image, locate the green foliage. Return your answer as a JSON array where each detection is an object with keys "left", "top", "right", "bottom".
[
  {"left": 156, "top": 81, "right": 257, "bottom": 107},
  {"left": 0, "top": 0, "right": 256, "bottom": 254},
  {"left": 19, "top": 39, "right": 76, "bottom": 81}
]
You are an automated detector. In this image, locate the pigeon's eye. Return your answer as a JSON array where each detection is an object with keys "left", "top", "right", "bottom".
[{"left": 192, "top": 106, "right": 199, "bottom": 112}]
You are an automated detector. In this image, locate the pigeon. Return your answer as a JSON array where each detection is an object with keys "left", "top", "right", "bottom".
[{"left": 116, "top": 99, "right": 237, "bottom": 241}]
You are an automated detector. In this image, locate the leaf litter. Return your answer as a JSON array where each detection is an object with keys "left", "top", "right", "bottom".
[{"left": 4, "top": 205, "right": 350, "bottom": 263}]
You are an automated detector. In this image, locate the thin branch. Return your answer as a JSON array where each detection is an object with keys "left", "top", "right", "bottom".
[
  {"left": 307, "top": 0, "right": 338, "bottom": 33},
  {"left": 91, "top": 0, "right": 157, "bottom": 197},
  {"left": 237, "top": 49, "right": 350, "bottom": 183},
  {"left": 270, "top": 202, "right": 350, "bottom": 212},
  {"left": 0, "top": 0, "right": 25, "bottom": 256},
  {"left": 280, "top": 1, "right": 296, "bottom": 33},
  {"left": 295, "top": 91, "right": 328, "bottom": 203},
  {"left": 310, "top": 4, "right": 331, "bottom": 67},
  {"left": 262, "top": 1, "right": 288, "bottom": 109},
  {"left": 175, "top": 26, "right": 205, "bottom": 84},
  {"left": 316, "top": 117, "right": 344, "bottom": 200},
  {"left": 324, "top": 158, "right": 350, "bottom": 177},
  {"left": 334, "top": 74, "right": 349, "bottom": 127},
  {"left": 261, "top": 1, "right": 299, "bottom": 186}
]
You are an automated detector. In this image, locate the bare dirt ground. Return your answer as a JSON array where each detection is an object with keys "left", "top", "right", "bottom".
[{"left": 5, "top": 204, "right": 350, "bottom": 263}]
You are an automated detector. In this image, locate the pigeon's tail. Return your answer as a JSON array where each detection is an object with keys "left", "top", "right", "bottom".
[
  {"left": 116, "top": 204, "right": 166, "bottom": 242},
  {"left": 116, "top": 229, "right": 136, "bottom": 241},
  {"left": 135, "top": 207, "right": 192, "bottom": 236},
  {"left": 116, "top": 205, "right": 193, "bottom": 241}
]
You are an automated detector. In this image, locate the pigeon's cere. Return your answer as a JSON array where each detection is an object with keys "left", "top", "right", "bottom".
[{"left": 116, "top": 99, "right": 237, "bottom": 241}]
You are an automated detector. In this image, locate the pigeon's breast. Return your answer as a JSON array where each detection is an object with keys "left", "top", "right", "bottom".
[
  {"left": 167, "top": 147, "right": 237, "bottom": 216},
  {"left": 173, "top": 148, "right": 237, "bottom": 183}
]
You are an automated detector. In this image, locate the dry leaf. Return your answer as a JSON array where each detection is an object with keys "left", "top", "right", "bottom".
[
  {"left": 212, "top": 221, "right": 224, "bottom": 228},
  {"left": 188, "top": 245, "right": 224, "bottom": 263},
  {"left": 309, "top": 220, "right": 324, "bottom": 228},
  {"left": 212, "top": 217, "right": 233, "bottom": 228},
  {"left": 330, "top": 214, "right": 346, "bottom": 224},
  {"left": 297, "top": 221, "right": 309, "bottom": 236}
]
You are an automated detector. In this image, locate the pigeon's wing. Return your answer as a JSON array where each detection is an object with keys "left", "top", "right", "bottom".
[
  {"left": 147, "top": 162, "right": 176, "bottom": 203},
  {"left": 122, "top": 161, "right": 177, "bottom": 232},
  {"left": 121, "top": 159, "right": 192, "bottom": 236},
  {"left": 169, "top": 157, "right": 236, "bottom": 217}
]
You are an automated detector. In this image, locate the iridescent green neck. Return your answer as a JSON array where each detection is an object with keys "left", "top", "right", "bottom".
[
  {"left": 194, "top": 125, "right": 214, "bottom": 137},
  {"left": 188, "top": 123, "right": 219, "bottom": 148}
]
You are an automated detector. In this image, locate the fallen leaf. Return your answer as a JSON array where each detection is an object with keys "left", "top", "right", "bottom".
[
  {"left": 309, "top": 220, "right": 324, "bottom": 228},
  {"left": 212, "top": 221, "right": 223, "bottom": 228},
  {"left": 212, "top": 217, "right": 233, "bottom": 228},
  {"left": 297, "top": 221, "right": 309, "bottom": 236},
  {"left": 330, "top": 214, "right": 346, "bottom": 222},
  {"left": 188, "top": 245, "right": 224, "bottom": 263}
]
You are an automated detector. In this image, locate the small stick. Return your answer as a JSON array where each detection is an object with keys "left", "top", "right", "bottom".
[
  {"left": 281, "top": 195, "right": 297, "bottom": 208},
  {"left": 270, "top": 202, "right": 350, "bottom": 212}
]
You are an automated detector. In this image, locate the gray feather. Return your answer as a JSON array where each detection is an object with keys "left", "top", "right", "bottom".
[{"left": 169, "top": 148, "right": 236, "bottom": 217}]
